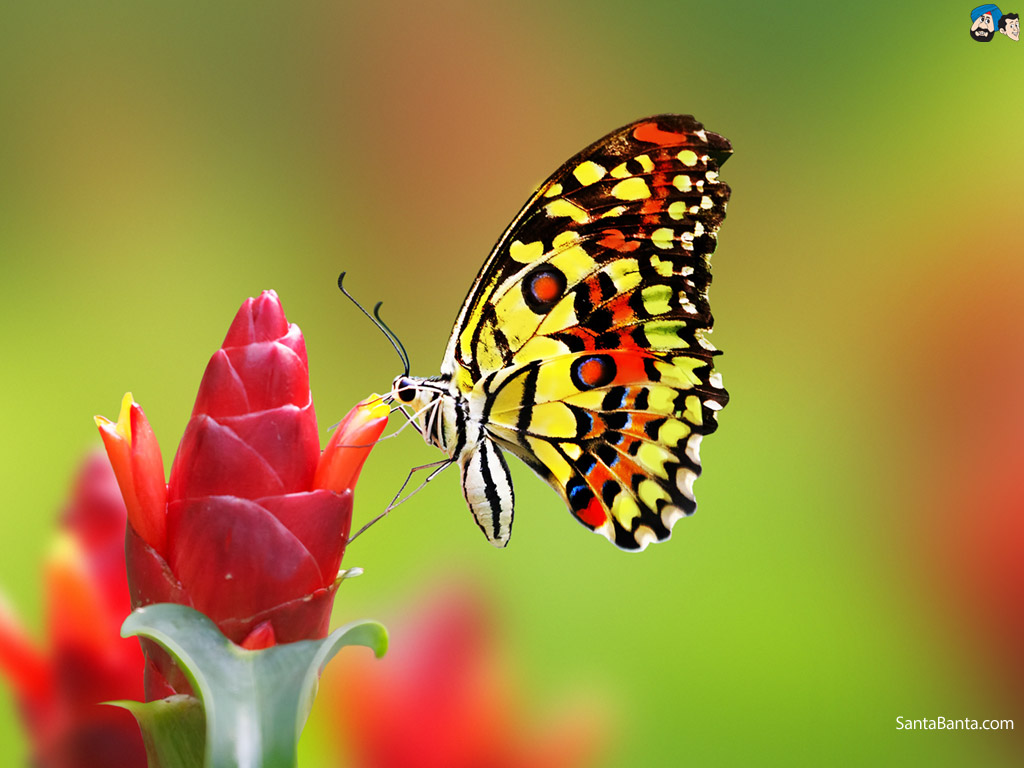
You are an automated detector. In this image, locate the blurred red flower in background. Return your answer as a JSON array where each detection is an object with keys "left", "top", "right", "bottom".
[
  {"left": 0, "top": 454, "right": 146, "bottom": 768},
  {"left": 899, "top": 263, "right": 1024, "bottom": 711},
  {"left": 96, "top": 290, "right": 388, "bottom": 700},
  {"left": 321, "top": 586, "right": 606, "bottom": 768}
]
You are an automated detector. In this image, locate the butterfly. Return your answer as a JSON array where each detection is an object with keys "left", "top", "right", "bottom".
[{"left": 386, "top": 115, "right": 731, "bottom": 551}]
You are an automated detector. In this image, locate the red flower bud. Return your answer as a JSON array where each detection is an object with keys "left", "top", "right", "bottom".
[
  {"left": 0, "top": 455, "right": 146, "bottom": 768},
  {"left": 96, "top": 290, "right": 387, "bottom": 699}
]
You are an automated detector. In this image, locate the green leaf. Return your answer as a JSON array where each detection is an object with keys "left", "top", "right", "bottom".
[
  {"left": 113, "top": 695, "right": 205, "bottom": 768},
  {"left": 120, "top": 604, "right": 388, "bottom": 768}
]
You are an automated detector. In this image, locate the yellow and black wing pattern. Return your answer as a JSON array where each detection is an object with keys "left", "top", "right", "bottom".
[{"left": 445, "top": 115, "right": 732, "bottom": 550}]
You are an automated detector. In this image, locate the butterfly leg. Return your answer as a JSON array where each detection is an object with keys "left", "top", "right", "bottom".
[{"left": 348, "top": 459, "right": 453, "bottom": 543}]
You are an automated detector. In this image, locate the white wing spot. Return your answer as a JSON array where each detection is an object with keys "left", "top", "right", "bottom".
[
  {"left": 685, "top": 434, "right": 703, "bottom": 464},
  {"left": 677, "top": 467, "right": 697, "bottom": 500},
  {"left": 634, "top": 525, "right": 658, "bottom": 550},
  {"left": 661, "top": 504, "right": 687, "bottom": 530}
]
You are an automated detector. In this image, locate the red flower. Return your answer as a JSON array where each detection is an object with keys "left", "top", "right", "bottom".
[
  {"left": 900, "top": 269, "right": 1024, "bottom": 709},
  {"left": 321, "top": 587, "right": 606, "bottom": 768},
  {"left": 96, "top": 290, "right": 388, "bottom": 699},
  {"left": 0, "top": 454, "right": 146, "bottom": 768}
]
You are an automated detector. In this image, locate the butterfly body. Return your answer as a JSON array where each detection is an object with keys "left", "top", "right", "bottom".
[
  {"left": 391, "top": 115, "right": 731, "bottom": 551},
  {"left": 393, "top": 373, "right": 517, "bottom": 546}
]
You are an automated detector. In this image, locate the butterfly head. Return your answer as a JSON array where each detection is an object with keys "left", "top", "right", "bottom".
[
  {"left": 390, "top": 375, "right": 423, "bottom": 405},
  {"left": 389, "top": 374, "right": 459, "bottom": 455}
]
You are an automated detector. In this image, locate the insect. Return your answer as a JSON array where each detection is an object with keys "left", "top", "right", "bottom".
[{"left": 349, "top": 115, "right": 731, "bottom": 551}]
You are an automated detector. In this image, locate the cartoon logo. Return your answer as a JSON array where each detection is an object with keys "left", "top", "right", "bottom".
[
  {"left": 971, "top": 5, "right": 1001, "bottom": 41},
  {"left": 1000, "top": 11, "right": 1020, "bottom": 39},
  {"left": 970, "top": 5, "right": 1019, "bottom": 41}
]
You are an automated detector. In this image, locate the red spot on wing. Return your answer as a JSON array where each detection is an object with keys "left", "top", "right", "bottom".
[
  {"left": 532, "top": 273, "right": 561, "bottom": 302},
  {"left": 577, "top": 496, "right": 606, "bottom": 527},
  {"left": 599, "top": 228, "right": 641, "bottom": 253},
  {"left": 640, "top": 199, "right": 663, "bottom": 216},
  {"left": 578, "top": 357, "right": 608, "bottom": 387},
  {"left": 600, "top": 293, "right": 639, "bottom": 326},
  {"left": 634, "top": 122, "right": 689, "bottom": 146},
  {"left": 599, "top": 228, "right": 625, "bottom": 249},
  {"left": 607, "top": 350, "right": 652, "bottom": 383}
]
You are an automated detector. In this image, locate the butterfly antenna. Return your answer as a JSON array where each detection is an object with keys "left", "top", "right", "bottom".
[
  {"left": 372, "top": 301, "right": 410, "bottom": 376},
  {"left": 337, "top": 272, "right": 410, "bottom": 376}
]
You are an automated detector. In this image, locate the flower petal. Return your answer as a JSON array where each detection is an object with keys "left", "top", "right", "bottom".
[
  {"left": 258, "top": 490, "right": 353, "bottom": 586},
  {"left": 193, "top": 336, "right": 312, "bottom": 418},
  {"left": 223, "top": 332, "right": 311, "bottom": 413},
  {"left": 217, "top": 584, "right": 338, "bottom": 645},
  {"left": 129, "top": 402, "right": 167, "bottom": 552},
  {"left": 124, "top": 527, "right": 190, "bottom": 611},
  {"left": 0, "top": 592, "right": 51, "bottom": 705},
  {"left": 45, "top": 534, "right": 146, "bottom": 709},
  {"left": 95, "top": 395, "right": 167, "bottom": 553},
  {"left": 166, "top": 496, "right": 327, "bottom": 634},
  {"left": 169, "top": 414, "right": 296, "bottom": 500},
  {"left": 222, "top": 290, "right": 291, "bottom": 347},
  {"left": 45, "top": 534, "right": 112, "bottom": 656},
  {"left": 62, "top": 453, "right": 130, "bottom": 548},
  {"left": 314, "top": 396, "right": 390, "bottom": 494},
  {"left": 240, "top": 621, "right": 277, "bottom": 650},
  {"left": 217, "top": 406, "right": 320, "bottom": 492}
]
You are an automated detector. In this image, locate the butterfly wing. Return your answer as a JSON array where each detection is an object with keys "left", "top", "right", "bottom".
[
  {"left": 442, "top": 114, "right": 731, "bottom": 550},
  {"left": 441, "top": 114, "right": 731, "bottom": 387},
  {"left": 479, "top": 348, "right": 723, "bottom": 550}
]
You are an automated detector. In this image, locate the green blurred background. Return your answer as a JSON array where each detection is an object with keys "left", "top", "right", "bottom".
[{"left": 2, "top": 1, "right": 1022, "bottom": 764}]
